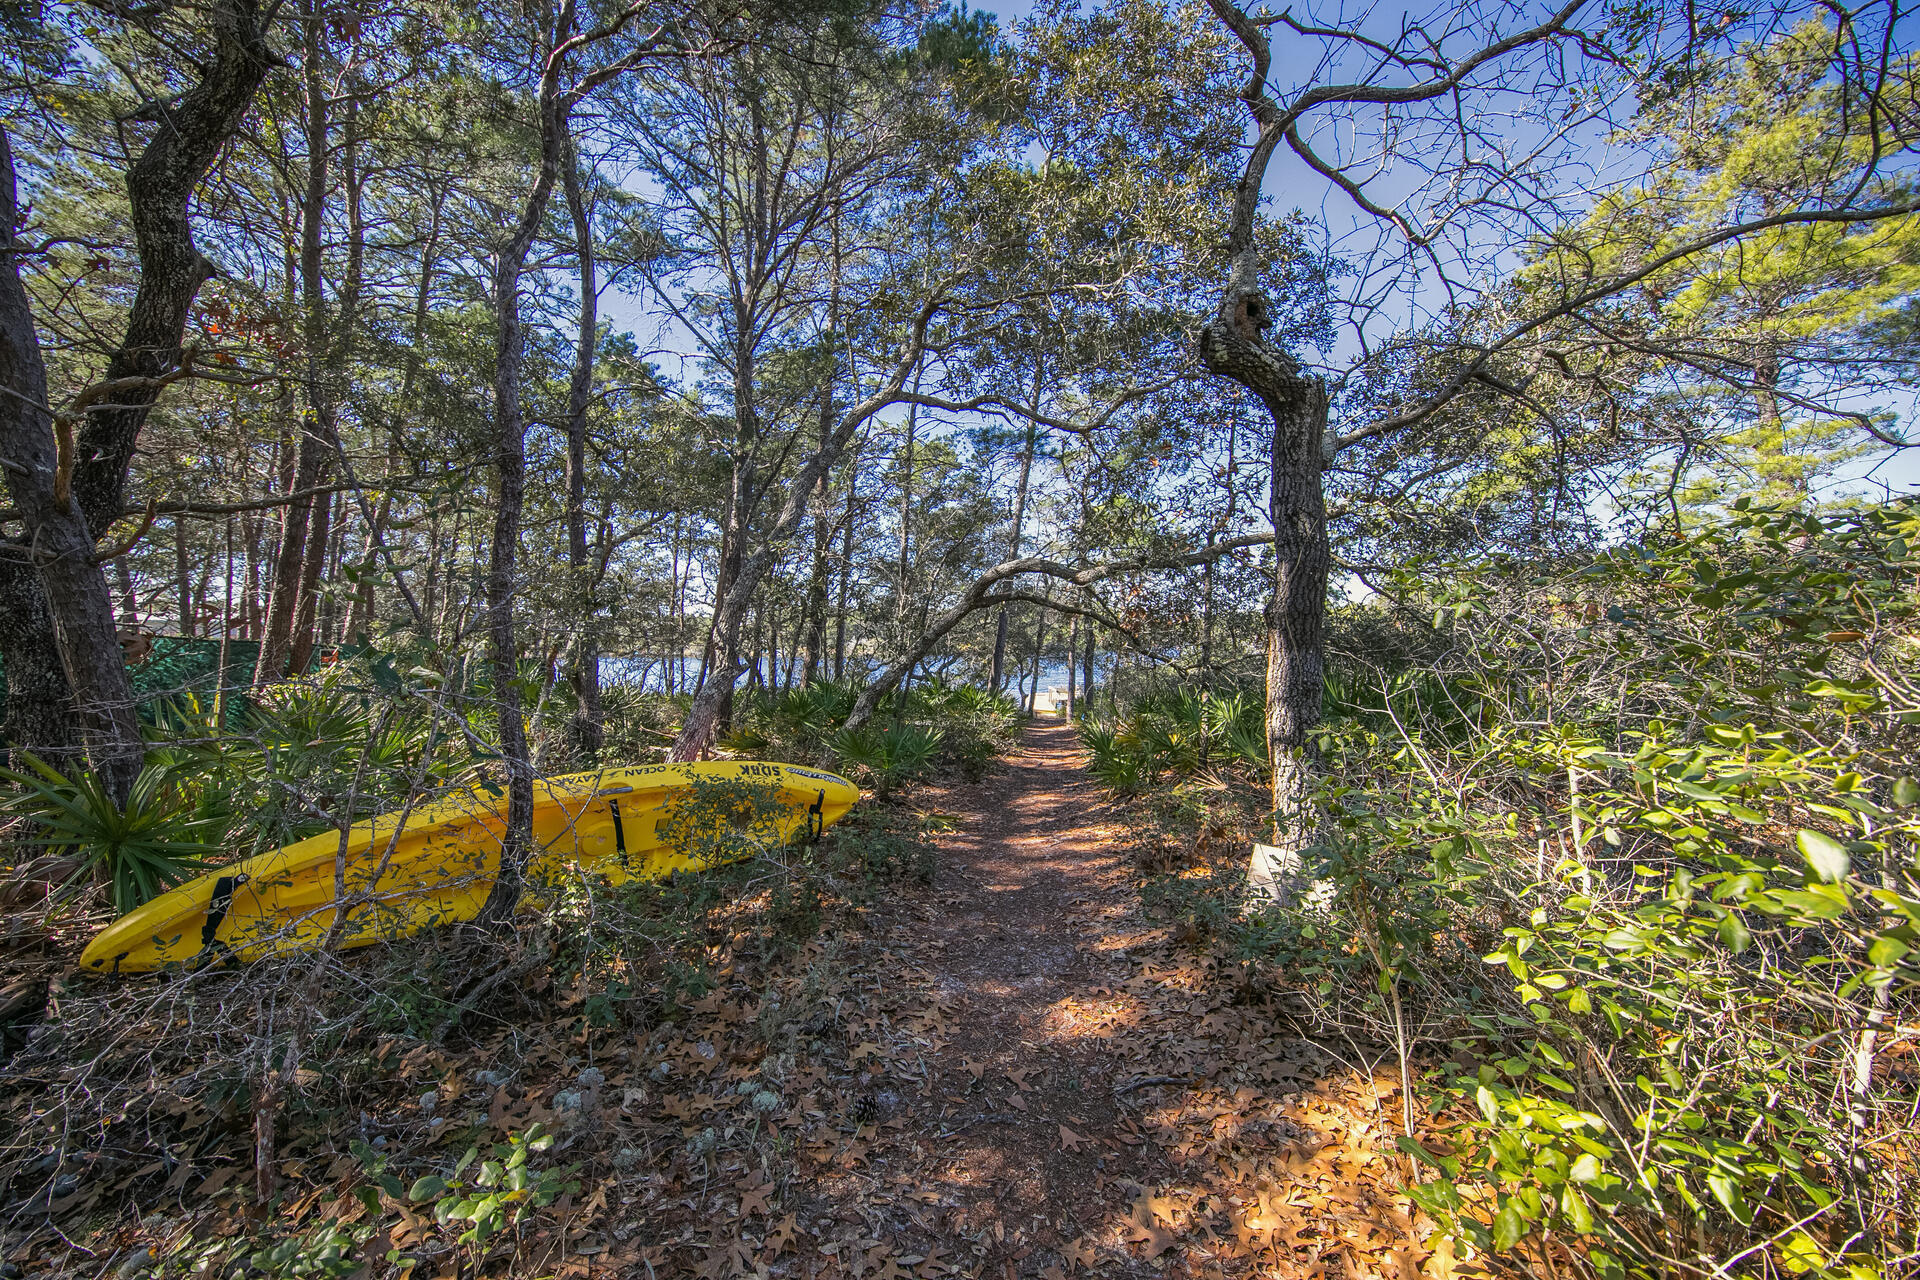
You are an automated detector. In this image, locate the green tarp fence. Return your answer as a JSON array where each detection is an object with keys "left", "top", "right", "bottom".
[{"left": 0, "top": 637, "right": 263, "bottom": 748}]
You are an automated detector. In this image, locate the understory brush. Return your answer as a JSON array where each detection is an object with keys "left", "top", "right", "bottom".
[
  {"left": 717, "top": 676, "right": 1020, "bottom": 786},
  {"left": 1079, "top": 685, "right": 1269, "bottom": 797},
  {"left": 0, "top": 663, "right": 962, "bottom": 1276},
  {"left": 1097, "top": 501, "right": 1920, "bottom": 1280}
]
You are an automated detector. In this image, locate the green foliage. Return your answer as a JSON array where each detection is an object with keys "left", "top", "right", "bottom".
[
  {"left": 0, "top": 754, "right": 221, "bottom": 912},
  {"left": 143, "top": 664, "right": 474, "bottom": 857},
  {"left": 907, "top": 678, "right": 1021, "bottom": 781},
  {"left": 818, "top": 802, "right": 941, "bottom": 888},
  {"left": 378, "top": 1124, "right": 577, "bottom": 1253},
  {"left": 718, "top": 679, "right": 1012, "bottom": 787},
  {"left": 1273, "top": 500, "right": 1920, "bottom": 1278},
  {"left": 238, "top": 1126, "right": 581, "bottom": 1275},
  {"left": 599, "top": 686, "right": 690, "bottom": 763},
  {"left": 1078, "top": 685, "right": 1266, "bottom": 796},
  {"left": 654, "top": 774, "right": 799, "bottom": 870},
  {"left": 243, "top": 1220, "right": 373, "bottom": 1279},
  {"left": 829, "top": 723, "right": 944, "bottom": 799}
]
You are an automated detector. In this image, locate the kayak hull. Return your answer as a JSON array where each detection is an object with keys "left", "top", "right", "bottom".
[{"left": 78, "top": 761, "right": 858, "bottom": 974}]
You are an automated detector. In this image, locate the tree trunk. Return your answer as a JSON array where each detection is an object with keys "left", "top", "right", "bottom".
[
  {"left": 561, "top": 144, "right": 604, "bottom": 762},
  {"left": 1082, "top": 611, "right": 1095, "bottom": 715},
  {"left": 69, "top": 0, "right": 274, "bottom": 529},
  {"left": 0, "top": 564, "right": 83, "bottom": 771},
  {"left": 834, "top": 449, "right": 858, "bottom": 680},
  {"left": 475, "top": 14, "right": 578, "bottom": 927},
  {"left": 175, "top": 515, "right": 195, "bottom": 637},
  {"left": 894, "top": 402, "right": 916, "bottom": 652},
  {"left": 802, "top": 219, "right": 842, "bottom": 686},
  {"left": 989, "top": 420, "right": 1036, "bottom": 695},
  {"left": 257, "top": 435, "right": 327, "bottom": 684},
  {"left": 0, "top": 126, "right": 144, "bottom": 796},
  {"left": 1028, "top": 605, "right": 1048, "bottom": 714},
  {"left": 258, "top": 0, "right": 337, "bottom": 687},
  {"left": 1200, "top": 532, "right": 1215, "bottom": 680},
  {"left": 287, "top": 487, "right": 334, "bottom": 674},
  {"left": 3, "top": 0, "right": 269, "bottom": 779},
  {"left": 1197, "top": 284, "right": 1329, "bottom": 843},
  {"left": 1065, "top": 611, "right": 1079, "bottom": 720}
]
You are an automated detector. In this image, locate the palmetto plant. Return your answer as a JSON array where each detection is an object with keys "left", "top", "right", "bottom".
[
  {"left": 1077, "top": 721, "right": 1146, "bottom": 796},
  {"left": 1204, "top": 691, "right": 1268, "bottom": 770},
  {"left": 1078, "top": 688, "right": 1269, "bottom": 797},
  {"left": 1, "top": 755, "right": 224, "bottom": 913},
  {"left": 829, "top": 724, "right": 944, "bottom": 800}
]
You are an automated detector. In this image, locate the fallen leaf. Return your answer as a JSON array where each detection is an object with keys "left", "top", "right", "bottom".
[
  {"left": 1125, "top": 1219, "right": 1177, "bottom": 1259},
  {"left": 1058, "top": 1125, "right": 1085, "bottom": 1152},
  {"left": 736, "top": 1177, "right": 771, "bottom": 1218}
]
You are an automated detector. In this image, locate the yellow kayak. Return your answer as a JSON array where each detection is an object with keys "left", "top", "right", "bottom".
[{"left": 79, "top": 761, "right": 858, "bottom": 975}]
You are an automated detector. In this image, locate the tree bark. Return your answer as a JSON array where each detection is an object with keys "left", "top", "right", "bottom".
[
  {"left": 0, "top": 562, "right": 83, "bottom": 771},
  {"left": 287, "top": 487, "right": 334, "bottom": 674},
  {"left": 1197, "top": 296, "right": 1329, "bottom": 840},
  {"left": 0, "top": 126, "right": 144, "bottom": 795},
  {"left": 259, "top": 0, "right": 340, "bottom": 686},
  {"left": 833, "top": 447, "right": 859, "bottom": 680},
  {"left": 175, "top": 515, "right": 196, "bottom": 637},
  {"left": 1065, "top": 610, "right": 1079, "bottom": 720},
  {"left": 561, "top": 143, "right": 604, "bottom": 762},
  {"left": 1027, "top": 604, "right": 1049, "bottom": 714},
  {"left": 3, "top": 0, "right": 271, "bottom": 781},
  {"left": 1082, "top": 607, "right": 1095, "bottom": 714},
  {"left": 894, "top": 401, "right": 916, "bottom": 654}
]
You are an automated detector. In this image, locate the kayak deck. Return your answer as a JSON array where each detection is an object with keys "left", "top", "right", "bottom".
[{"left": 79, "top": 761, "right": 859, "bottom": 974}]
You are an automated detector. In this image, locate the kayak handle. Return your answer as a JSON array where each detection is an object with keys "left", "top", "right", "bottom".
[
  {"left": 193, "top": 872, "right": 250, "bottom": 968},
  {"left": 806, "top": 790, "right": 825, "bottom": 844}
]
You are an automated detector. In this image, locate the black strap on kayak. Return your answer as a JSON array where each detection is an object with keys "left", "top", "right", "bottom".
[
  {"left": 193, "top": 872, "right": 250, "bottom": 968},
  {"left": 806, "top": 790, "right": 825, "bottom": 844},
  {"left": 609, "top": 799, "right": 629, "bottom": 869}
]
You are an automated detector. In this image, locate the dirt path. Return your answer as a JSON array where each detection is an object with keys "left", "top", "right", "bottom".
[
  {"left": 0, "top": 724, "right": 1437, "bottom": 1279},
  {"left": 765, "top": 721, "right": 1437, "bottom": 1280}
]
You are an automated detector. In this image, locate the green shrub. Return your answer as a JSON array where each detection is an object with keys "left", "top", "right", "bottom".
[
  {"left": 912, "top": 680, "right": 1020, "bottom": 781},
  {"left": 829, "top": 723, "right": 943, "bottom": 799},
  {"left": 1079, "top": 687, "right": 1268, "bottom": 797},
  {"left": 653, "top": 773, "right": 797, "bottom": 869},
  {"left": 599, "top": 685, "right": 689, "bottom": 762},
  {"left": 819, "top": 803, "right": 939, "bottom": 887},
  {"left": 1270, "top": 500, "right": 1920, "bottom": 1279},
  {"left": 0, "top": 754, "right": 223, "bottom": 912}
]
